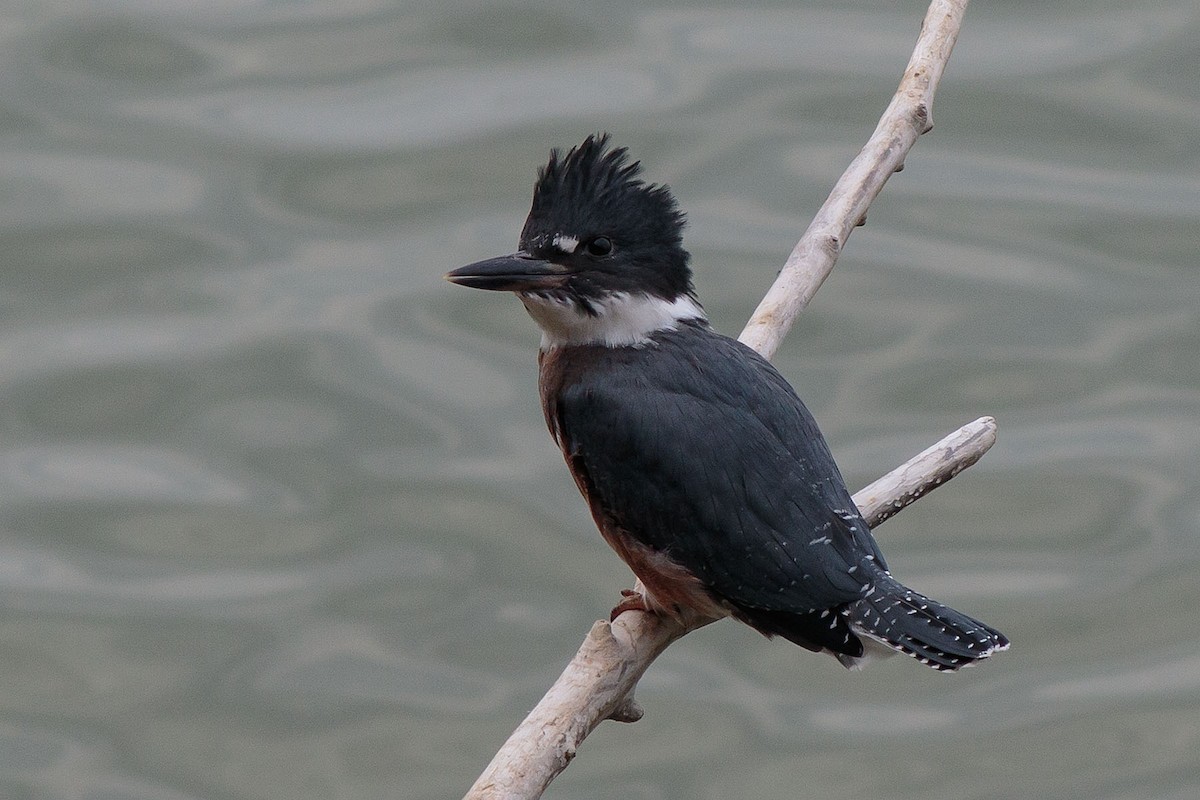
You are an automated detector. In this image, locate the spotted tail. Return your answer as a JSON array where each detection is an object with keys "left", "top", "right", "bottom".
[{"left": 841, "top": 573, "right": 1010, "bottom": 671}]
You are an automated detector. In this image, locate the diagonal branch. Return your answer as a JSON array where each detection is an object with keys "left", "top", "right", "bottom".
[
  {"left": 465, "top": 416, "right": 994, "bottom": 800},
  {"left": 465, "top": 1, "right": 975, "bottom": 797},
  {"left": 740, "top": 0, "right": 969, "bottom": 359}
]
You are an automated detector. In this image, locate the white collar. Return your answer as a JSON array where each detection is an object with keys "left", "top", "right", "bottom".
[{"left": 520, "top": 291, "right": 707, "bottom": 350}]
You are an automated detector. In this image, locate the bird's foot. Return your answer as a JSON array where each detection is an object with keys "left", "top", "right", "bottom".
[{"left": 610, "top": 588, "right": 648, "bottom": 621}]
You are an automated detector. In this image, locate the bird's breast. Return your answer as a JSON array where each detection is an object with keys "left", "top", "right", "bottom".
[
  {"left": 602, "top": 525, "right": 729, "bottom": 621},
  {"left": 536, "top": 343, "right": 728, "bottom": 621}
]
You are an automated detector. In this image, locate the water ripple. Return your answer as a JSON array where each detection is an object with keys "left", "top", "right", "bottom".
[
  {"left": 0, "top": 444, "right": 268, "bottom": 506},
  {"left": 0, "top": 540, "right": 457, "bottom": 618}
]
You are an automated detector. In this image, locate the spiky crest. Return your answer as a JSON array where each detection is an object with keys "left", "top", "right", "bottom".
[{"left": 519, "top": 134, "right": 692, "bottom": 302}]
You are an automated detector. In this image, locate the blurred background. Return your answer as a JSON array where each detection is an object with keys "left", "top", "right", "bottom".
[{"left": 1, "top": 1, "right": 1198, "bottom": 798}]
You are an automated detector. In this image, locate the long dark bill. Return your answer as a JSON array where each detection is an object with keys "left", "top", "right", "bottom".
[{"left": 445, "top": 251, "right": 567, "bottom": 292}]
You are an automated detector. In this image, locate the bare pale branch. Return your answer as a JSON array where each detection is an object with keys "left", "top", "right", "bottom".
[
  {"left": 740, "top": 0, "right": 970, "bottom": 359},
  {"left": 464, "top": 415, "right": 996, "bottom": 799}
]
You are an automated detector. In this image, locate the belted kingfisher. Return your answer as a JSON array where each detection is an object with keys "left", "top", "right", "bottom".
[{"left": 446, "top": 134, "right": 1008, "bottom": 670}]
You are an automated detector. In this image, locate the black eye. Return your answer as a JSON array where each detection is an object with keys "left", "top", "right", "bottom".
[{"left": 585, "top": 236, "right": 612, "bottom": 257}]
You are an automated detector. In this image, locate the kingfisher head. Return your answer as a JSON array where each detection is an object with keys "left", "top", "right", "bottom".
[{"left": 447, "top": 134, "right": 706, "bottom": 349}]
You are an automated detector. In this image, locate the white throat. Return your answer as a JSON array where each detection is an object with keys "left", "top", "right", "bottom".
[{"left": 520, "top": 291, "right": 707, "bottom": 350}]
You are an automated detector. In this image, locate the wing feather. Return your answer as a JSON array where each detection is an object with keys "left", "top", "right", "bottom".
[{"left": 552, "top": 324, "right": 883, "bottom": 615}]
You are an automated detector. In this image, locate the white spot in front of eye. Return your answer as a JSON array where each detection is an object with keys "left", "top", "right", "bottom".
[{"left": 552, "top": 234, "right": 579, "bottom": 254}]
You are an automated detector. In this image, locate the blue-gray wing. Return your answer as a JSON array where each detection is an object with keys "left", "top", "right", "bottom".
[{"left": 552, "top": 324, "right": 886, "bottom": 615}]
